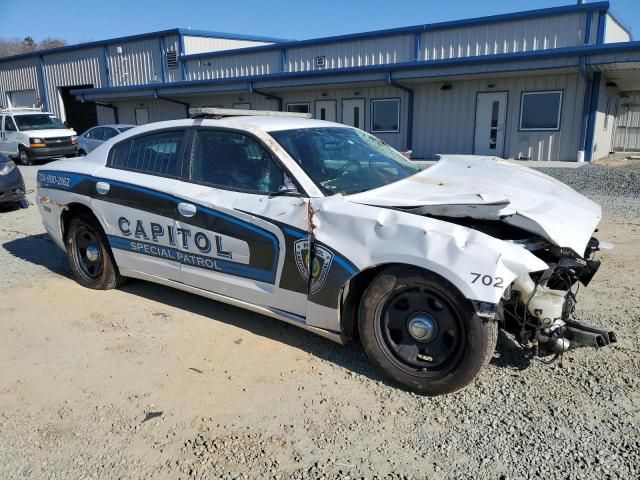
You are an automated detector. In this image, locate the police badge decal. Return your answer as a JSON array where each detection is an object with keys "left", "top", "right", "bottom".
[{"left": 294, "top": 239, "right": 334, "bottom": 294}]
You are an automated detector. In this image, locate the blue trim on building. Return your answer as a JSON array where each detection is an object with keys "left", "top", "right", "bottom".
[
  {"left": 181, "top": 1, "right": 610, "bottom": 63},
  {"left": 0, "top": 28, "right": 289, "bottom": 64},
  {"left": 102, "top": 46, "right": 112, "bottom": 87},
  {"left": 70, "top": 40, "right": 640, "bottom": 100},
  {"left": 596, "top": 10, "right": 607, "bottom": 44},
  {"left": 159, "top": 37, "right": 168, "bottom": 83},
  {"left": 1, "top": 2, "right": 608, "bottom": 66},
  {"left": 387, "top": 73, "right": 414, "bottom": 150},
  {"left": 413, "top": 33, "right": 421, "bottom": 61},
  {"left": 280, "top": 49, "right": 287, "bottom": 72},
  {"left": 584, "top": 12, "right": 593, "bottom": 44},
  {"left": 179, "top": 33, "right": 187, "bottom": 81},
  {"left": 37, "top": 56, "right": 50, "bottom": 111},
  {"left": 585, "top": 72, "right": 602, "bottom": 162}
]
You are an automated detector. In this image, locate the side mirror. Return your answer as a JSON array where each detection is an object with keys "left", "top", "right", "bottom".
[{"left": 278, "top": 184, "right": 298, "bottom": 194}]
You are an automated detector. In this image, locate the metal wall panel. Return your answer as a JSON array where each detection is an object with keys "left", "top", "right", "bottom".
[
  {"left": 0, "top": 58, "right": 40, "bottom": 108},
  {"left": 107, "top": 38, "right": 163, "bottom": 86},
  {"left": 186, "top": 50, "right": 281, "bottom": 81},
  {"left": 592, "top": 80, "right": 619, "bottom": 160},
  {"left": 412, "top": 73, "right": 585, "bottom": 161},
  {"left": 604, "top": 15, "right": 631, "bottom": 44},
  {"left": 183, "top": 36, "right": 272, "bottom": 55},
  {"left": 286, "top": 35, "right": 414, "bottom": 72},
  {"left": 110, "top": 98, "right": 188, "bottom": 124},
  {"left": 613, "top": 94, "right": 640, "bottom": 151},
  {"left": 421, "top": 13, "right": 587, "bottom": 60},
  {"left": 43, "top": 48, "right": 106, "bottom": 117}
]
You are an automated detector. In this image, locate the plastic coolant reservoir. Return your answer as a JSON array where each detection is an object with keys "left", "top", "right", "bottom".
[{"left": 512, "top": 274, "right": 566, "bottom": 326}]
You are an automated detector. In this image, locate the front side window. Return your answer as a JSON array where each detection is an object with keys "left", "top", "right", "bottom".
[
  {"left": 190, "top": 130, "right": 284, "bottom": 194},
  {"left": 14, "top": 114, "right": 65, "bottom": 131},
  {"left": 287, "top": 103, "right": 310, "bottom": 114},
  {"left": 519, "top": 90, "right": 563, "bottom": 131},
  {"left": 109, "top": 130, "right": 183, "bottom": 177},
  {"left": 371, "top": 98, "right": 400, "bottom": 133},
  {"left": 270, "top": 127, "right": 420, "bottom": 195}
]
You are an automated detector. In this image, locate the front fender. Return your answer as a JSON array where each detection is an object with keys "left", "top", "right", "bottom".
[{"left": 312, "top": 196, "right": 547, "bottom": 306}]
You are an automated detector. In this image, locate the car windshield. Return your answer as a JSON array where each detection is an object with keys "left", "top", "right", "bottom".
[
  {"left": 14, "top": 114, "right": 66, "bottom": 131},
  {"left": 270, "top": 127, "right": 420, "bottom": 195}
]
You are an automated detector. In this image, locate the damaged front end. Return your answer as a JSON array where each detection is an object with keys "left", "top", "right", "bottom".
[{"left": 499, "top": 236, "right": 616, "bottom": 360}]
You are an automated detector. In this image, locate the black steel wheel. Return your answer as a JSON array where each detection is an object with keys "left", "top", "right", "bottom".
[
  {"left": 65, "top": 213, "right": 125, "bottom": 289},
  {"left": 359, "top": 266, "right": 497, "bottom": 395},
  {"left": 18, "top": 147, "right": 31, "bottom": 166}
]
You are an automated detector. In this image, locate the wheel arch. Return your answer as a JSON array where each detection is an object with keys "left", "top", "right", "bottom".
[
  {"left": 339, "top": 262, "right": 475, "bottom": 343},
  {"left": 61, "top": 202, "right": 104, "bottom": 241}
]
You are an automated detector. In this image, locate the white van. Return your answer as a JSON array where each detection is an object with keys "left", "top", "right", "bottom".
[{"left": 0, "top": 108, "right": 77, "bottom": 165}]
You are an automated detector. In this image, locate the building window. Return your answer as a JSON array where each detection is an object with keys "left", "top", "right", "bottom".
[
  {"left": 519, "top": 90, "right": 563, "bottom": 131},
  {"left": 287, "top": 103, "right": 310, "bottom": 114},
  {"left": 371, "top": 98, "right": 400, "bottom": 133}
]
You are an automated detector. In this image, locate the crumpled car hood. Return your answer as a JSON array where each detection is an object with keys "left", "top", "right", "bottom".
[{"left": 346, "top": 155, "right": 601, "bottom": 256}]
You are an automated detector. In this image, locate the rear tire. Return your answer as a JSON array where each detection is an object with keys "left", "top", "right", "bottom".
[
  {"left": 77, "top": 150, "right": 86, "bottom": 157},
  {"left": 65, "top": 213, "right": 125, "bottom": 289},
  {"left": 18, "top": 147, "right": 31, "bottom": 166},
  {"left": 358, "top": 266, "right": 497, "bottom": 396}
]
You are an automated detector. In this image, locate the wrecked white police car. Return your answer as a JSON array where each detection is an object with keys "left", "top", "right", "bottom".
[{"left": 36, "top": 108, "right": 615, "bottom": 395}]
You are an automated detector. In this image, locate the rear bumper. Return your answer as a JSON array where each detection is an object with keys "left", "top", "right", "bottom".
[
  {"left": 28, "top": 145, "right": 77, "bottom": 159},
  {"left": 0, "top": 169, "right": 25, "bottom": 203}
]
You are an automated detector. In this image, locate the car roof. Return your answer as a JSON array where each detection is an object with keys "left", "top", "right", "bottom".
[{"left": 92, "top": 124, "right": 136, "bottom": 129}]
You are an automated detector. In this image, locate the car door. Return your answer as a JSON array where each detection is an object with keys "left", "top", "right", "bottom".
[
  {"left": 1, "top": 116, "right": 19, "bottom": 156},
  {"left": 172, "top": 127, "right": 311, "bottom": 316},
  {"left": 91, "top": 128, "right": 188, "bottom": 282},
  {"left": 0, "top": 116, "right": 6, "bottom": 154},
  {"left": 87, "top": 127, "right": 106, "bottom": 152}
]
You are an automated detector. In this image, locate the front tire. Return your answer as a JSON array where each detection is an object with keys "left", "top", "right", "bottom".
[
  {"left": 359, "top": 266, "right": 497, "bottom": 396},
  {"left": 18, "top": 147, "right": 31, "bottom": 166},
  {"left": 65, "top": 213, "right": 125, "bottom": 289}
]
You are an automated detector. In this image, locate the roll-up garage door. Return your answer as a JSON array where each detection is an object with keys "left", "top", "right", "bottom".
[{"left": 8, "top": 90, "right": 38, "bottom": 108}]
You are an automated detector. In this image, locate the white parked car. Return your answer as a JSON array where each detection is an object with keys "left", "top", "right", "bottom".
[
  {"left": 0, "top": 108, "right": 77, "bottom": 165},
  {"left": 35, "top": 108, "right": 615, "bottom": 395},
  {"left": 77, "top": 124, "right": 136, "bottom": 156}
]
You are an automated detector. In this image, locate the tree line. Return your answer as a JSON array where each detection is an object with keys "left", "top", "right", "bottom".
[{"left": 0, "top": 37, "right": 67, "bottom": 58}]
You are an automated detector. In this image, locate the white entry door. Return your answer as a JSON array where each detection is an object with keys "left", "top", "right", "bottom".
[
  {"left": 474, "top": 92, "right": 508, "bottom": 156},
  {"left": 315, "top": 100, "right": 336, "bottom": 122},
  {"left": 342, "top": 99, "right": 365, "bottom": 130}
]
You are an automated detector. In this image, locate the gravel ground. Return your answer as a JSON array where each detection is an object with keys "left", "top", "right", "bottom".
[{"left": 0, "top": 163, "right": 638, "bottom": 480}]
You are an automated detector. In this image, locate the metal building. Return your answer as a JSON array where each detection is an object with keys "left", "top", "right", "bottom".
[{"left": 1, "top": 1, "right": 639, "bottom": 162}]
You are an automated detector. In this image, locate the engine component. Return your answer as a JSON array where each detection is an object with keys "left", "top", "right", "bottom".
[{"left": 511, "top": 274, "right": 566, "bottom": 326}]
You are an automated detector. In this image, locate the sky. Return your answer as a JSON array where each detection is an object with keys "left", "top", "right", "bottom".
[{"left": 0, "top": 0, "right": 638, "bottom": 45}]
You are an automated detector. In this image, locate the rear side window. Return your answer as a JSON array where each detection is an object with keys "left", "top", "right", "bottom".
[{"left": 108, "top": 130, "right": 184, "bottom": 177}]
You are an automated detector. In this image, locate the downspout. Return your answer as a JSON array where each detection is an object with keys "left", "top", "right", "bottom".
[
  {"left": 159, "top": 37, "right": 168, "bottom": 83},
  {"left": 154, "top": 89, "right": 190, "bottom": 118},
  {"left": 249, "top": 82, "right": 283, "bottom": 111},
  {"left": 102, "top": 46, "right": 112, "bottom": 87},
  {"left": 386, "top": 72, "right": 414, "bottom": 152},
  {"left": 577, "top": 11, "right": 593, "bottom": 162},
  {"left": 178, "top": 33, "right": 187, "bottom": 81},
  {"left": 37, "top": 55, "right": 51, "bottom": 111},
  {"left": 581, "top": 8, "right": 608, "bottom": 162}
]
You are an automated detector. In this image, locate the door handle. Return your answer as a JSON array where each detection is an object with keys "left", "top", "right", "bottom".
[
  {"left": 95, "top": 181, "right": 110, "bottom": 195},
  {"left": 177, "top": 202, "right": 197, "bottom": 218}
]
